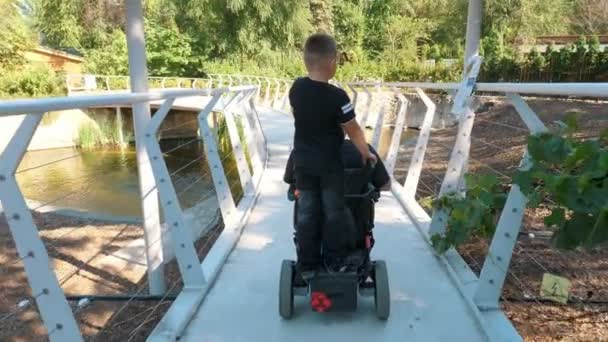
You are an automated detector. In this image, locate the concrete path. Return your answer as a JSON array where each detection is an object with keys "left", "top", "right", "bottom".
[{"left": 180, "top": 109, "right": 487, "bottom": 342}]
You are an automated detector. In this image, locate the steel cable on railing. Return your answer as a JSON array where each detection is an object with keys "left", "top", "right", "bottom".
[
  {"left": 125, "top": 225, "right": 223, "bottom": 341},
  {"left": 1, "top": 140, "right": 232, "bottom": 336},
  {"left": 475, "top": 117, "right": 529, "bottom": 132},
  {"left": 91, "top": 150, "right": 234, "bottom": 340}
]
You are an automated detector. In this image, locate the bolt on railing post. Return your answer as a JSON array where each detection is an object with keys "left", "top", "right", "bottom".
[
  {"left": 402, "top": 88, "right": 436, "bottom": 197},
  {"left": 0, "top": 114, "right": 83, "bottom": 342},
  {"left": 385, "top": 90, "right": 409, "bottom": 176},
  {"left": 473, "top": 93, "right": 548, "bottom": 310}
]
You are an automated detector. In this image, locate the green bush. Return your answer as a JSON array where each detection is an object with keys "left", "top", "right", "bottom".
[{"left": 0, "top": 65, "right": 66, "bottom": 98}]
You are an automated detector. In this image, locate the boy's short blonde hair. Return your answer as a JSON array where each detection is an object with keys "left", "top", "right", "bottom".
[{"left": 303, "top": 33, "right": 337, "bottom": 70}]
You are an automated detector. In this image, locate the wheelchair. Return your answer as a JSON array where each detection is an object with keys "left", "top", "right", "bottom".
[{"left": 279, "top": 164, "right": 390, "bottom": 320}]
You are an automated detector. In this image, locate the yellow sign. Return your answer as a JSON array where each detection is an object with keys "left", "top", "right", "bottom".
[{"left": 540, "top": 273, "right": 571, "bottom": 304}]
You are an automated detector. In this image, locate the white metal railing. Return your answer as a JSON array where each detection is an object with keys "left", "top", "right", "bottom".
[
  {"left": 6, "top": 66, "right": 608, "bottom": 340},
  {"left": 339, "top": 58, "right": 607, "bottom": 341},
  {"left": 66, "top": 73, "right": 293, "bottom": 112},
  {"left": 0, "top": 85, "right": 267, "bottom": 342}
]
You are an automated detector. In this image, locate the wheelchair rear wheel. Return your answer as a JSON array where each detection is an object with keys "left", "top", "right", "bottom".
[
  {"left": 373, "top": 260, "right": 390, "bottom": 320},
  {"left": 279, "top": 260, "right": 295, "bottom": 319}
]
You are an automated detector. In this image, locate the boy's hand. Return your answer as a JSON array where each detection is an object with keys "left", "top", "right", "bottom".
[{"left": 365, "top": 152, "right": 377, "bottom": 166}]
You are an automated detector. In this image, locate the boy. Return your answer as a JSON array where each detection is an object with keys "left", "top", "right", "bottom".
[{"left": 289, "top": 33, "right": 376, "bottom": 277}]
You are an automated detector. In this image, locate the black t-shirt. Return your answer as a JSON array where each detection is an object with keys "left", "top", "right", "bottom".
[
  {"left": 289, "top": 77, "right": 356, "bottom": 174},
  {"left": 284, "top": 140, "right": 391, "bottom": 189}
]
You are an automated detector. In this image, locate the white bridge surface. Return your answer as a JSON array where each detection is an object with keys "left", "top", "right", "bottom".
[{"left": 180, "top": 108, "right": 487, "bottom": 342}]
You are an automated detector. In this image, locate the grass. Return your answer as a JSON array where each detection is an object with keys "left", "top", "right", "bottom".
[{"left": 77, "top": 117, "right": 132, "bottom": 149}]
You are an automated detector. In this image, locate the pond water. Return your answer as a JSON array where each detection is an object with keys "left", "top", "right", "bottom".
[
  {"left": 15, "top": 126, "right": 417, "bottom": 218},
  {"left": 16, "top": 140, "right": 218, "bottom": 218}
]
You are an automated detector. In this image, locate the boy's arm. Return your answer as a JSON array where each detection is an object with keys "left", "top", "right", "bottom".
[
  {"left": 335, "top": 88, "right": 376, "bottom": 164},
  {"left": 342, "top": 119, "right": 376, "bottom": 165},
  {"left": 283, "top": 150, "right": 295, "bottom": 184}
]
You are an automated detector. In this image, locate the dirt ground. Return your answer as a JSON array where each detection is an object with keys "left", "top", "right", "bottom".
[
  {"left": 0, "top": 210, "right": 222, "bottom": 341},
  {"left": 394, "top": 97, "right": 608, "bottom": 341}
]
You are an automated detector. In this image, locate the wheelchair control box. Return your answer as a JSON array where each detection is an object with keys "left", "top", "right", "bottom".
[{"left": 309, "top": 272, "right": 359, "bottom": 312}]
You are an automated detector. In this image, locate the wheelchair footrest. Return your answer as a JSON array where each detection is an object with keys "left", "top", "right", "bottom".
[{"left": 309, "top": 272, "right": 358, "bottom": 312}]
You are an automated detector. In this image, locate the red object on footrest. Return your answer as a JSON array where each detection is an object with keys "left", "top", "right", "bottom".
[
  {"left": 294, "top": 189, "right": 300, "bottom": 199},
  {"left": 311, "top": 291, "right": 332, "bottom": 312},
  {"left": 365, "top": 235, "right": 372, "bottom": 249}
]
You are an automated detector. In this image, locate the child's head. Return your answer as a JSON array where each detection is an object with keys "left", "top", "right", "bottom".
[{"left": 303, "top": 33, "right": 338, "bottom": 80}]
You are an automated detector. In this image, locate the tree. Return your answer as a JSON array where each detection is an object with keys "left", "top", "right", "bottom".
[
  {"left": 34, "top": 0, "right": 81, "bottom": 48},
  {"left": 333, "top": 0, "right": 365, "bottom": 62},
  {"left": 309, "top": 0, "right": 333, "bottom": 34},
  {"left": 0, "top": 0, "right": 35, "bottom": 68},
  {"left": 571, "top": 0, "right": 608, "bottom": 35}
]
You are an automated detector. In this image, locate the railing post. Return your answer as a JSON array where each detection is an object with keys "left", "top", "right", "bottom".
[
  {"left": 264, "top": 78, "right": 272, "bottom": 106},
  {"left": 402, "top": 89, "right": 436, "bottom": 196},
  {"left": 126, "top": 0, "right": 166, "bottom": 294},
  {"left": 370, "top": 102, "right": 386, "bottom": 150},
  {"left": 360, "top": 85, "right": 373, "bottom": 127},
  {"left": 256, "top": 77, "right": 263, "bottom": 105},
  {"left": 281, "top": 80, "right": 290, "bottom": 111},
  {"left": 222, "top": 91, "right": 254, "bottom": 194},
  {"left": 272, "top": 79, "right": 281, "bottom": 109},
  {"left": 143, "top": 98, "right": 207, "bottom": 286},
  {"left": 347, "top": 84, "right": 359, "bottom": 112},
  {"left": 198, "top": 100, "right": 238, "bottom": 227},
  {"left": 385, "top": 90, "right": 408, "bottom": 175},
  {"left": 0, "top": 114, "right": 83, "bottom": 342},
  {"left": 239, "top": 88, "right": 265, "bottom": 176},
  {"left": 428, "top": 56, "right": 482, "bottom": 236},
  {"left": 473, "top": 93, "right": 548, "bottom": 310}
]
